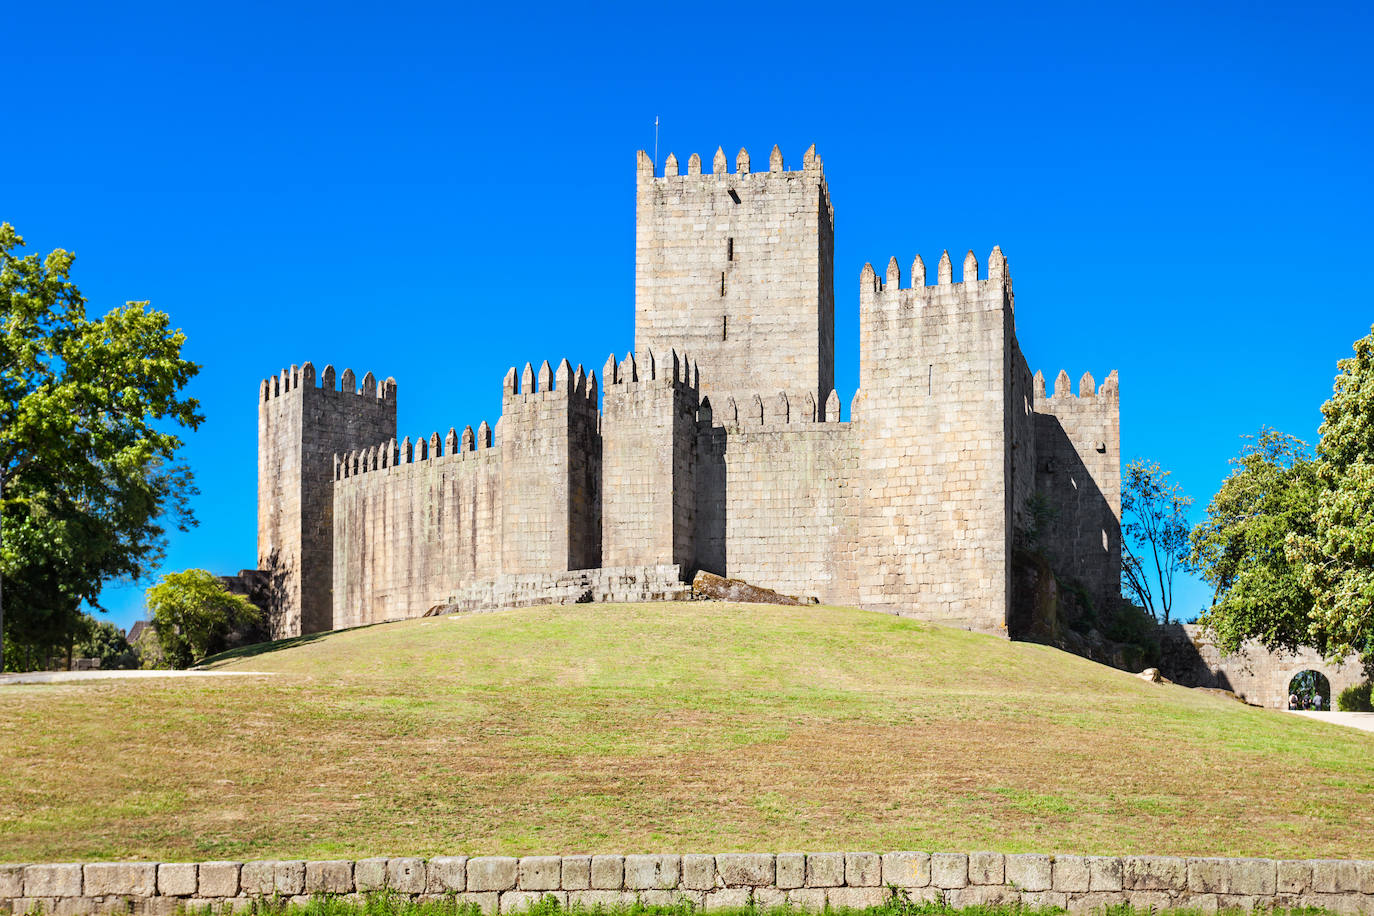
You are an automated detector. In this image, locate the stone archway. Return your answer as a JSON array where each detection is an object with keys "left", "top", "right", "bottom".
[
  {"left": 1161, "top": 624, "right": 1365, "bottom": 708},
  {"left": 1286, "top": 669, "right": 1333, "bottom": 710}
]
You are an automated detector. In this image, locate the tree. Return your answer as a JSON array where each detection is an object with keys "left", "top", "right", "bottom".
[
  {"left": 1189, "top": 429, "right": 1322, "bottom": 655},
  {"left": 1120, "top": 459, "right": 1194, "bottom": 623},
  {"left": 0, "top": 223, "right": 202, "bottom": 669},
  {"left": 1289, "top": 326, "right": 1374, "bottom": 672},
  {"left": 145, "top": 569, "right": 262, "bottom": 668},
  {"left": 74, "top": 614, "right": 137, "bottom": 669}
]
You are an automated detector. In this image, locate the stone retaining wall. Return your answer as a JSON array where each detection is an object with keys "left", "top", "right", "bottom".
[{"left": 4, "top": 853, "right": 1374, "bottom": 915}]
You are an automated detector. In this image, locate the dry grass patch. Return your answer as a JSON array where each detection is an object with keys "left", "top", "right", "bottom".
[{"left": 1, "top": 602, "right": 1372, "bottom": 860}]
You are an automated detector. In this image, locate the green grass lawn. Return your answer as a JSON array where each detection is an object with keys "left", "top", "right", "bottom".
[{"left": 2, "top": 602, "right": 1372, "bottom": 862}]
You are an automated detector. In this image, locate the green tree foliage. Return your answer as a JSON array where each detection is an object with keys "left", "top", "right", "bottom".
[
  {"left": 0, "top": 223, "right": 202, "bottom": 669},
  {"left": 1337, "top": 681, "right": 1373, "bottom": 712},
  {"left": 1290, "top": 326, "right": 1374, "bottom": 672},
  {"left": 1121, "top": 459, "right": 1193, "bottom": 623},
  {"left": 145, "top": 569, "right": 261, "bottom": 668},
  {"left": 74, "top": 615, "right": 137, "bottom": 669},
  {"left": 1189, "top": 430, "right": 1322, "bottom": 655}
]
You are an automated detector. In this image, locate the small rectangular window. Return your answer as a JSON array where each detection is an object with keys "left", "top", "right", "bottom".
[
  {"left": 720, "top": 272, "right": 726, "bottom": 297},
  {"left": 727, "top": 238, "right": 734, "bottom": 261},
  {"left": 722, "top": 315, "right": 728, "bottom": 340}
]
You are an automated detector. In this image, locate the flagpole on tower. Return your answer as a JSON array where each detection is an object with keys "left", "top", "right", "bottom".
[{"left": 654, "top": 116, "right": 660, "bottom": 173}]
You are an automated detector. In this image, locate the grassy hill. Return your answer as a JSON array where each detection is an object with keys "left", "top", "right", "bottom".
[{"left": 3, "top": 602, "right": 1372, "bottom": 862}]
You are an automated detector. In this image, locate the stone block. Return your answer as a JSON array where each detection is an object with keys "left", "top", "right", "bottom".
[
  {"left": 1174, "top": 893, "right": 1219, "bottom": 914},
  {"left": 969, "top": 852, "right": 1005, "bottom": 886},
  {"left": 805, "top": 853, "right": 844, "bottom": 888},
  {"left": 427, "top": 857, "right": 469, "bottom": 894},
  {"left": 24, "top": 865, "right": 82, "bottom": 898},
  {"left": 567, "top": 890, "right": 631, "bottom": 909},
  {"left": 636, "top": 889, "right": 698, "bottom": 907},
  {"left": 1125, "top": 890, "right": 1173, "bottom": 910},
  {"left": 590, "top": 856, "right": 623, "bottom": 890},
  {"left": 156, "top": 864, "right": 198, "bottom": 897},
  {"left": 458, "top": 891, "right": 499, "bottom": 915},
  {"left": 387, "top": 858, "right": 425, "bottom": 894},
  {"left": 1312, "top": 859, "right": 1366, "bottom": 894},
  {"left": 84, "top": 863, "right": 156, "bottom": 898},
  {"left": 785, "top": 888, "right": 829, "bottom": 910},
  {"left": 826, "top": 886, "right": 888, "bottom": 908},
  {"left": 716, "top": 854, "right": 773, "bottom": 887},
  {"left": 1053, "top": 855, "right": 1090, "bottom": 892},
  {"left": 305, "top": 861, "right": 355, "bottom": 895},
  {"left": 946, "top": 885, "right": 1020, "bottom": 907},
  {"left": 775, "top": 853, "right": 805, "bottom": 890},
  {"left": 354, "top": 858, "right": 389, "bottom": 892},
  {"left": 239, "top": 862, "right": 274, "bottom": 897},
  {"left": 1122, "top": 855, "right": 1187, "bottom": 891},
  {"left": 881, "top": 852, "right": 930, "bottom": 888},
  {"left": 702, "top": 888, "right": 751, "bottom": 911},
  {"left": 197, "top": 862, "right": 241, "bottom": 898},
  {"left": 468, "top": 858, "right": 519, "bottom": 893},
  {"left": 1005, "top": 854, "right": 1051, "bottom": 892},
  {"left": 931, "top": 853, "right": 968, "bottom": 889},
  {"left": 1277, "top": 860, "right": 1312, "bottom": 894},
  {"left": 681, "top": 855, "right": 715, "bottom": 891},
  {"left": 53, "top": 898, "right": 100, "bottom": 915},
  {"left": 517, "top": 857, "right": 561, "bottom": 891},
  {"left": 844, "top": 852, "right": 880, "bottom": 887},
  {"left": 499, "top": 890, "right": 565, "bottom": 912},
  {"left": 1188, "top": 857, "right": 1275, "bottom": 895},
  {"left": 1066, "top": 891, "right": 1127, "bottom": 912},
  {"left": 560, "top": 856, "right": 590, "bottom": 892},
  {"left": 1019, "top": 890, "right": 1069, "bottom": 909},
  {"left": 623, "top": 855, "right": 678, "bottom": 890},
  {"left": 1086, "top": 856, "right": 1122, "bottom": 891},
  {"left": 0, "top": 865, "right": 25, "bottom": 898}
]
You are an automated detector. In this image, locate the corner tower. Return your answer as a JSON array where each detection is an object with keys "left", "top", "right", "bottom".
[
  {"left": 257, "top": 363, "right": 396, "bottom": 638},
  {"left": 634, "top": 144, "right": 835, "bottom": 409}
]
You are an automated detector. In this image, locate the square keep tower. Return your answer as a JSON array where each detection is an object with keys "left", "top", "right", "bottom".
[{"left": 634, "top": 144, "right": 835, "bottom": 412}]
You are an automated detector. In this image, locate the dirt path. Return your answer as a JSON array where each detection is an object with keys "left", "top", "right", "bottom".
[
  {"left": 0, "top": 670, "right": 275, "bottom": 686},
  {"left": 1288, "top": 709, "right": 1374, "bottom": 733}
]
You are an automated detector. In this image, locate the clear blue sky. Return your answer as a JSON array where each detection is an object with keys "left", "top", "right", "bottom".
[{"left": 6, "top": 1, "right": 1372, "bottom": 631}]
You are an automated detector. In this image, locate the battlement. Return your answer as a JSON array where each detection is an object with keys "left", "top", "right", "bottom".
[
  {"left": 601, "top": 348, "right": 700, "bottom": 392},
  {"left": 1032, "top": 368, "right": 1120, "bottom": 405},
  {"left": 333, "top": 417, "right": 496, "bottom": 482},
  {"left": 860, "top": 246, "right": 1011, "bottom": 301},
  {"left": 638, "top": 143, "right": 824, "bottom": 180},
  {"left": 709, "top": 387, "right": 846, "bottom": 431},
  {"left": 501, "top": 358, "right": 598, "bottom": 405},
  {"left": 259, "top": 362, "right": 397, "bottom": 402}
]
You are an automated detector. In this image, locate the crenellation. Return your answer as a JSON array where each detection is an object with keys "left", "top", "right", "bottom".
[{"left": 261, "top": 140, "right": 1119, "bottom": 638}]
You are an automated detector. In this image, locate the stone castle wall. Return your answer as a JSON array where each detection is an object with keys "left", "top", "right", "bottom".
[
  {"left": 258, "top": 143, "right": 1122, "bottom": 638},
  {"left": 7, "top": 852, "right": 1373, "bottom": 915},
  {"left": 1161, "top": 624, "right": 1365, "bottom": 709}
]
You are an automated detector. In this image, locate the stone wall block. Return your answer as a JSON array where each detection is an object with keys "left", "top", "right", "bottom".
[
  {"left": 590, "top": 856, "right": 624, "bottom": 890},
  {"left": 305, "top": 861, "right": 354, "bottom": 895},
  {"left": 275, "top": 861, "right": 307, "bottom": 896},
  {"left": 826, "top": 886, "right": 889, "bottom": 908},
  {"left": 1189, "top": 857, "right": 1276, "bottom": 895},
  {"left": 468, "top": 857, "right": 519, "bottom": 893},
  {"left": 881, "top": 852, "right": 930, "bottom": 888},
  {"left": 24, "top": 865, "right": 82, "bottom": 898},
  {"left": 775, "top": 853, "right": 805, "bottom": 890},
  {"left": 1086, "top": 856, "right": 1123, "bottom": 891},
  {"left": 426, "top": 857, "right": 469, "bottom": 894},
  {"left": 1066, "top": 890, "right": 1128, "bottom": 912},
  {"left": 681, "top": 855, "right": 716, "bottom": 891},
  {"left": 0, "top": 865, "right": 25, "bottom": 898},
  {"left": 517, "top": 857, "right": 561, "bottom": 891},
  {"left": 946, "top": 885, "right": 1020, "bottom": 907},
  {"left": 1005, "top": 854, "right": 1051, "bottom": 892},
  {"left": 354, "top": 858, "right": 389, "bottom": 892},
  {"left": 1277, "top": 860, "right": 1312, "bottom": 894},
  {"left": 1053, "top": 856, "right": 1091, "bottom": 892},
  {"left": 387, "top": 858, "right": 426, "bottom": 894},
  {"left": 560, "top": 856, "right": 591, "bottom": 891},
  {"left": 623, "top": 854, "right": 679, "bottom": 890},
  {"left": 1313, "top": 859, "right": 1365, "bottom": 894},
  {"left": 844, "top": 852, "right": 881, "bottom": 887},
  {"left": 716, "top": 853, "right": 774, "bottom": 887},
  {"left": 156, "top": 863, "right": 199, "bottom": 897},
  {"left": 499, "top": 890, "right": 565, "bottom": 912},
  {"left": 197, "top": 862, "right": 241, "bottom": 898},
  {"left": 969, "top": 852, "right": 1005, "bottom": 885},
  {"left": 1123, "top": 855, "right": 1187, "bottom": 891},
  {"left": 239, "top": 862, "right": 275, "bottom": 897},
  {"left": 931, "top": 853, "right": 968, "bottom": 889},
  {"left": 1020, "top": 890, "right": 1069, "bottom": 909},
  {"left": 805, "top": 853, "right": 844, "bottom": 888},
  {"left": 457, "top": 891, "right": 499, "bottom": 914},
  {"left": 701, "top": 887, "right": 751, "bottom": 911}
]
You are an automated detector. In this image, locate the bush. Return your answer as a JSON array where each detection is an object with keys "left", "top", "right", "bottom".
[
  {"left": 145, "top": 569, "right": 263, "bottom": 668},
  {"left": 1337, "top": 681, "right": 1373, "bottom": 712}
]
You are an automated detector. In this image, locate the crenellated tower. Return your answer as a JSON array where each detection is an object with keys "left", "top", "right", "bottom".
[
  {"left": 257, "top": 362, "right": 396, "bottom": 637},
  {"left": 634, "top": 144, "right": 835, "bottom": 412}
]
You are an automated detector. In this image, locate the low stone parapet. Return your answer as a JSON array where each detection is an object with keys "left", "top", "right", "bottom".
[{"left": 3, "top": 853, "right": 1372, "bottom": 914}]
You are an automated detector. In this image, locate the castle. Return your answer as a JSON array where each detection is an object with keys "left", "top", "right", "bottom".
[{"left": 256, "top": 143, "right": 1121, "bottom": 639}]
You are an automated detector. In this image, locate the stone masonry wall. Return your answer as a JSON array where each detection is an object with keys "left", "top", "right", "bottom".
[
  {"left": 331, "top": 423, "right": 501, "bottom": 627},
  {"left": 259, "top": 363, "right": 396, "bottom": 638},
  {"left": 6, "top": 852, "right": 1372, "bottom": 915},
  {"left": 853, "top": 251, "right": 1015, "bottom": 633},
  {"left": 1161, "top": 624, "right": 1365, "bottom": 709},
  {"left": 1033, "top": 370, "right": 1122, "bottom": 616},
  {"left": 634, "top": 145, "right": 835, "bottom": 411}
]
